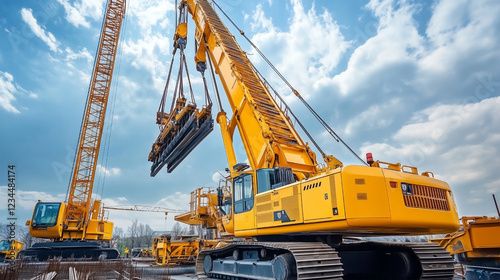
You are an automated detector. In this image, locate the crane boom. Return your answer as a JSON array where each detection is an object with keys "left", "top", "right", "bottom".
[
  {"left": 185, "top": 0, "right": 318, "bottom": 178},
  {"left": 104, "top": 205, "right": 186, "bottom": 214},
  {"left": 66, "top": 0, "right": 126, "bottom": 233}
]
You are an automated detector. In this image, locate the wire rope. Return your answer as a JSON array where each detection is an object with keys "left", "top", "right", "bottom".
[{"left": 211, "top": 0, "right": 367, "bottom": 165}]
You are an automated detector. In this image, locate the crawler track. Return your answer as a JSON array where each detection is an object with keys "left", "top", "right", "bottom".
[
  {"left": 196, "top": 242, "right": 343, "bottom": 280},
  {"left": 411, "top": 242, "right": 456, "bottom": 279},
  {"left": 338, "top": 241, "right": 455, "bottom": 279},
  {"left": 196, "top": 241, "right": 455, "bottom": 280}
]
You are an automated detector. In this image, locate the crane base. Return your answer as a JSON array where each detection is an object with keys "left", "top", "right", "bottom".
[{"left": 19, "top": 241, "right": 119, "bottom": 261}]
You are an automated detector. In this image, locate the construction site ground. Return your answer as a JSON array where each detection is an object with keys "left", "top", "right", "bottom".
[{"left": 0, "top": 258, "right": 468, "bottom": 279}]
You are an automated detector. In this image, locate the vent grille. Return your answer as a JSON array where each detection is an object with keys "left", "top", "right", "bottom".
[
  {"left": 257, "top": 203, "right": 272, "bottom": 212},
  {"left": 403, "top": 185, "right": 450, "bottom": 211},
  {"left": 256, "top": 194, "right": 271, "bottom": 204},
  {"left": 256, "top": 212, "right": 273, "bottom": 224},
  {"left": 355, "top": 178, "right": 365, "bottom": 185},
  {"left": 281, "top": 196, "right": 300, "bottom": 220}
]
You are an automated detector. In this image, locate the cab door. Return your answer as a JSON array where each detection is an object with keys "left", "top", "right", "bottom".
[{"left": 233, "top": 174, "right": 256, "bottom": 231}]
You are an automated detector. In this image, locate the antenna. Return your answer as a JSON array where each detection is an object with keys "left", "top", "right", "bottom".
[{"left": 493, "top": 194, "right": 500, "bottom": 217}]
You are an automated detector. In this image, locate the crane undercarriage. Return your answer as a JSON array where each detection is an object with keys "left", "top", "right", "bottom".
[
  {"left": 196, "top": 240, "right": 455, "bottom": 280},
  {"left": 20, "top": 241, "right": 119, "bottom": 261}
]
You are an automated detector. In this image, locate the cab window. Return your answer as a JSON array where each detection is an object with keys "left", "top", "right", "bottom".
[
  {"left": 32, "top": 203, "right": 61, "bottom": 227},
  {"left": 256, "top": 169, "right": 275, "bottom": 193},
  {"left": 233, "top": 174, "right": 254, "bottom": 214}
]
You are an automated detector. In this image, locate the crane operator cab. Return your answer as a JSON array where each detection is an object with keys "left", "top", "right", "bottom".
[{"left": 27, "top": 201, "right": 66, "bottom": 239}]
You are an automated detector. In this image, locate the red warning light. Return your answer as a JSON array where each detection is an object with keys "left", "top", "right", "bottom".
[
  {"left": 389, "top": 181, "right": 397, "bottom": 188},
  {"left": 366, "top": 153, "right": 374, "bottom": 165}
]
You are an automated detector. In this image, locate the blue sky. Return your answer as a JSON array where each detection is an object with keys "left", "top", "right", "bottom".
[{"left": 1, "top": 0, "right": 500, "bottom": 234}]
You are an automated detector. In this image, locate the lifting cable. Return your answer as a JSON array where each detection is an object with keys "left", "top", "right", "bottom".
[
  {"left": 211, "top": 0, "right": 367, "bottom": 166},
  {"left": 149, "top": 2, "right": 215, "bottom": 175},
  {"left": 158, "top": 53, "right": 177, "bottom": 124},
  {"left": 205, "top": 42, "right": 222, "bottom": 111}
]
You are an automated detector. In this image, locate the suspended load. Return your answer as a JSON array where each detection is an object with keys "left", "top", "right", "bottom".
[
  {"left": 149, "top": 98, "right": 213, "bottom": 176},
  {"left": 148, "top": 12, "right": 213, "bottom": 176}
]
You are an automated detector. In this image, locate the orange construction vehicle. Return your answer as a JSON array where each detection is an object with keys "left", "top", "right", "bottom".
[{"left": 149, "top": 1, "right": 460, "bottom": 279}]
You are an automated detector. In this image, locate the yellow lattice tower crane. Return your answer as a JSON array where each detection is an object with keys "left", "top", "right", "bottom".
[{"left": 23, "top": 0, "right": 126, "bottom": 261}]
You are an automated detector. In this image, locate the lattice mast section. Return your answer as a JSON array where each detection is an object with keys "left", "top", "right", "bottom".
[{"left": 66, "top": 0, "right": 126, "bottom": 230}]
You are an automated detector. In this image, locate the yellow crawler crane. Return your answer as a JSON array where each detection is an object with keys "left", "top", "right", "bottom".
[
  {"left": 22, "top": 0, "right": 126, "bottom": 261},
  {"left": 153, "top": 187, "right": 231, "bottom": 266},
  {"left": 151, "top": 0, "right": 461, "bottom": 279}
]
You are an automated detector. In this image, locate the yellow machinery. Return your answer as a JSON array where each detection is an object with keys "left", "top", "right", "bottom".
[
  {"left": 431, "top": 216, "right": 500, "bottom": 276},
  {"left": 149, "top": 0, "right": 460, "bottom": 278},
  {"left": 153, "top": 235, "right": 225, "bottom": 265},
  {"left": 174, "top": 187, "right": 231, "bottom": 235},
  {"left": 153, "top": 187, "right": 231, "bottom": 266},
  {"left": 140, "top": 248, "right": 153, "bottom": 258},
  {"left": 22, "top": 0, "right": 126, "bottom": 261},
  {"left": 0, "top": 240, "right": 24, "bottom": 261}
]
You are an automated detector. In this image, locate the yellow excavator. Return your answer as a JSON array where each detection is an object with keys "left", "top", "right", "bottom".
[
  {"left": 22, "top": 0, "right": 126, "bottom": 261},
  {"left": 149, "top": 0, "right": 460, "bottom": 279},
  {"left": 0, "top": 240, "right": 24, "bottom": 261}
]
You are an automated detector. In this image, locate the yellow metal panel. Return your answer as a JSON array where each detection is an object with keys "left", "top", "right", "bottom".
[
  {"left": 470, "top": 225, "right": 500, "bottom": 248},
  {"left": 342, "top": 165, "right": 390, "bottom": 221},
  {"left": 254, "top": 183, "right": 303, "bottom": 229},
  {"left": 302, "top": 175, "right": 334, "bottom": 222},
  {"left": 234, "top": 209, "right": 256, "bottom": 231}
]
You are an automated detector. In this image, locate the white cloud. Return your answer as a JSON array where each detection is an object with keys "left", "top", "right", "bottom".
[
  {"left": 56, "top": 0, "right": 105, "bottom": 28},
  {"left": 64, "top": 47, "right": 93, "bottom": 83},
  {"left": 332, "top": 0, "right": 423, "bottom": 96},
  {"left": 417, "top": 0, "right": 500, "bottom": 93},
  {"left": 118, "top": 0, "right": 174, "bottom": 99},
  {"left": 360, "top": 96, "right": 500, "bottom": 215},
  {"left": 100, "top": 196, "right": 128, "bottom": 207},
  {"left": 127, "top": 0, "right": 173, "bottom": 32},
  {"left": 250, "top": 4, "right": 274, "bottom": 32},
  {"left": 211, "top": 171, "right": 226, "bottom": 184},
  {"left": 20, "top": 8, "right": 60, "bottom": 52},
  {"left": 122, "top": 34, "right": 170, "bottom": 91},
  {"left": 0, "top": 186, "right": 66, "bottom": 211},
  {"left": 65, "top": 47, "right": 93, "bottom": 62},
  {"left": 156, "top": 192, "right": 190, "bottom": 212},
  {"left": 96, "top": 164, "right": 121, "bottom": 176},
  {"left": 345, "top": 98, "right": 401, "bottom": 135},
  {"left": 0, "top": 71, "right": 37, "bottom": 113},
  {"left": 249, "top": 0, "right": 351, "bottom": 98},
  {"left": 0, "top": 71, "right": 20, "bottom": 113}
]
